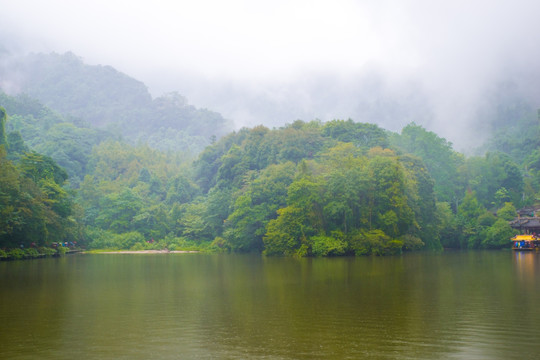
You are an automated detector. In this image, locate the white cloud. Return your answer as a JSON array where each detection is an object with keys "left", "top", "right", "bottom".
[{"left": 2, "top": 0, "right": 540, "bottom": 150}]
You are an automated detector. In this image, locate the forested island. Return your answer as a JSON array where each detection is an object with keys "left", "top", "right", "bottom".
[{"left": 1, "top": 52, "right": 538, "bottom": 258}]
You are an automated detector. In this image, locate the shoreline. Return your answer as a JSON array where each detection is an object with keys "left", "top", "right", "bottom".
[{"left": 93, "top": 250, "right": 199, "bottom": 254}]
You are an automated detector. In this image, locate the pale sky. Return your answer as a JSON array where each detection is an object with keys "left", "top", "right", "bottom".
[
  {"left": 2, "top": 0, "right": 540, "bottom": 149},
  {"left": 2, "top": 1, "right": 403, "bottom": 78}
]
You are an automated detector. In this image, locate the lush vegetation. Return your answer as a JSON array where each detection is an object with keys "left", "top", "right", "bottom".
[
  {"left": 1, "top": 108, "right": 525, "bottom": 256},
  {"left": 0, "top": 108, "right": 83, "bottom": 253},
  {"left": 2, "top": 53, "right": 539, "bottom": 257}
]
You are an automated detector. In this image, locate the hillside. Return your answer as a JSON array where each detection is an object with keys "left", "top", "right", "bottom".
[
  {"left": 0, "top": 51, "right": 232, "bottom": 153},
  {"left": 0, "top": 52, "right": 538, "bottom": 256}
]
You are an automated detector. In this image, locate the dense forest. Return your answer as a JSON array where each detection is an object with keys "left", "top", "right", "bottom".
[{"left": 1, "top": 52, "right": 539, "bottom": 257}]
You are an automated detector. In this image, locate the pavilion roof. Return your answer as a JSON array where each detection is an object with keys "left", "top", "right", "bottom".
[{"left": 509, "top": 216, "right": 540, "bottom": 229}]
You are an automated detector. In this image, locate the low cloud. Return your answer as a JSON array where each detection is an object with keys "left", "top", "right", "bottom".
[{"left": 2, "top": 0, "right": 540, "bottom": 151}]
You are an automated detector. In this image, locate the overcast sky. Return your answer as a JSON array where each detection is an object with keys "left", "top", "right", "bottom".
[{"left": 2, "top": 0, "right": 540, "bottom": 149}]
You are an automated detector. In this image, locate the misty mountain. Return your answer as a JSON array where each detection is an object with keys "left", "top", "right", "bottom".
[
  {"left": 0, "top": 51, "right": 232, "bottom": 153},
  {"left": 162, "top": 69, "right": 435, "bottom": 135},
  {"left": 0, "top": 90, "right": 116, "bottom": 186},
  {"left": 157, "top": 66, "right": 540, "bottom": 154},
  {"left": 474, "top": 80, "right": 540, "bottom": 160}
]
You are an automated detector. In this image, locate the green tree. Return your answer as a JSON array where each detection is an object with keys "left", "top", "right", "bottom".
[
  {"left": 435, "top": 202, "right": 459, "bottom": 248},
  {"left": 224, "top": 162, "right": 295, "bottom": 252},
  {"left": 0, "top": 147, "right": 22, "bottom": 243},
  {"left": 321, "top": 143, "right": 366, "bottom": 234},
  {"left": 19, "top": 151, "right": 68, "bottom": 185},
  {"left": 349, "top": 229, "right": 402, "bottom": 256},
  {"left": 95, "top": 189, "right": 142, "bottom": 233},
  {"left": 165, "top": 174, "right": 199, "bottom": 205},
  {"left": 482, "top": 218, "right": 515, "bottom": 249},
  {"left": 216, "top": 144, "right": 248, "bottom": 188},
  {"left": 462, "top": 153, "right": 523, "bottom": 208},
  {"left": 398, "top": 154, "right": 441, "bottom": 249},
  {"left": 263, "top": 205, "right": 311, "bottom": 256},
  {"left": 6, "top": 132, "right": 28, "bottom": 161},
  {"left": 0, "top": 107, "right": 7, "bottom": 148},
  {"left": 175, "top": 201, "right": 212, "bottom": 242},
  {"left": 497, "top": 202, "right": 517, "bottom": 221},
  {"left": 0, "top": 146, "right": 80, "bottom": 248},
  {"left": 391, "top": 123, "right": 464, "bottom": 205},
  {"left": 322, "top": 119, "right": 389, "bottom": 150},
  {"left": 365, "top": 153, "right": 413, "bottom": 237},
  {"left": 311, "top": 232, "right": 347, "bottom": 256},
  {"left": 457, "top": 191, "right": 485, "bottom": 248},
  {"left": 263, "top": 162, "right": 323, "bottom": 256}
]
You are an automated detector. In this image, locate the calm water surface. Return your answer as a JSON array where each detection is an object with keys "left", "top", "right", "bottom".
[{"left": 1, "top": 251, "right": 539, "bottom": 359}]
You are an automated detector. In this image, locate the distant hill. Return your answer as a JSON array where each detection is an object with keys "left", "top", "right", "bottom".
[
  {"left": 0, "top": 90, "right": 116, "bottom": 187},
  {"left": 0, "top": 51, "right": 232, "bottom": 153}
]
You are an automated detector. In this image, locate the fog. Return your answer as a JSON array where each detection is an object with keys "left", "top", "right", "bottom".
[{"left": 2, "top": 0, "right": 540, "bottom": 150}]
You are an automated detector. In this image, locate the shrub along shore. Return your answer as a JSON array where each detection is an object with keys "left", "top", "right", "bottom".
[
  {"left": 0, "top": 246, "right": 79, "bottom": 261},
  {"left": 95, "top": 249, "right": 199, "bottom": 254}
]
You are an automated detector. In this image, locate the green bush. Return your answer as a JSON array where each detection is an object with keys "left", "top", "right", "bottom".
[
  {"left": 478, "top": 211, "right": 496, "bottom": 227},
  {"left": 85, "top": 227, "right": 120, "bottom": 249},
  {"left": 311, "top": 233, "right": 347, "bottom": 256},
  {"left": 118, "top": 232, "right": 145, "bottom": 249},
  {"left": 401, "top": 235, "right": 424, "bottom": 251},
  {"left": 57, "top": 246, "right": 68, "bottom": 256},
  {"left": 482, "top": 218, "right": 516, "bottom": 249},
  {"left": 38, "top": 247, "right": 57, "bottom": 256},
  {"left": 0, "top": 247, "right": 61, "bottom": 260},
  {"left": 349, "top": 229, "right": 403, "bottom": 256},
  {"left": 24, "top": 248, "right": 40, "bottom": 258},
  {"left": 349, "top": 230, "right": 383, "bottom": 255},
  {"left": 384, "top": 240, "right": 404, "bottom": 255},
  {"left": 294, "top": 243, "right": 309, "bottom": 258},
  {"left": 7, "top": 248, "right": 25, "bottom": 260},
  {"left": 170, "top": 237, "right": 199, "bottom": 251},
  {"left": 497, "top": 202, "right": 517, "bottom": 221},
  {"left": 130, "top": 242, "right": 146, "bottom": 251},
  {"left": 211, "top": 237, "right": 227, "bottom": 249},
  {"left": 156, "top": 239, "right": 169, "bottom": 250}
]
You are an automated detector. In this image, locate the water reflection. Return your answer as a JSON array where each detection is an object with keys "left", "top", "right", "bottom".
[
  {"left": 1, "top": 251, "right": 540, "bottom": 359},
  {"left": 513, "top": 250, "right": 540, "bottom": 282}
]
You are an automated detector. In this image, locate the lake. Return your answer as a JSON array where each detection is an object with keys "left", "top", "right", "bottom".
[{"left": 1, "top": 251, "right": 539, "bottom": 359}]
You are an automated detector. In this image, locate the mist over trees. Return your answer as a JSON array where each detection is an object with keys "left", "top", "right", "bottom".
[
  {"left": 1, "top": 51, "right": 538, "bottom": 256},
  {"left": 0, "top": 52, "right": 232, "bottom": 154},
  {"left": 149, "top": 66, "right": 540, "bottom": 155}
]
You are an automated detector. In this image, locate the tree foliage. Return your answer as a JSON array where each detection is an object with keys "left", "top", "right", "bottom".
[
  {"left": 3, "top": 57, "right": 536, "bottom": 255},
  {"left": 0, "top": 145, "right": 81, "bottom": 249},
  {"left": 0, "top": 106, "right": 7, "bottom": 148},
  {"left": 391, "top": 122, "right": 464, "bottom": 205}
]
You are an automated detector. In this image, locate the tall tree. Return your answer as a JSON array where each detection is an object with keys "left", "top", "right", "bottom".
[
  {"left": 224, "top": 162, "right": 295, "bottom": 252},
  {"left": 0, "top": 107, "right": 7, "bottom": 149},
  {"left": 391, "top": 123, "right": 464, "bottom": 206}
]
